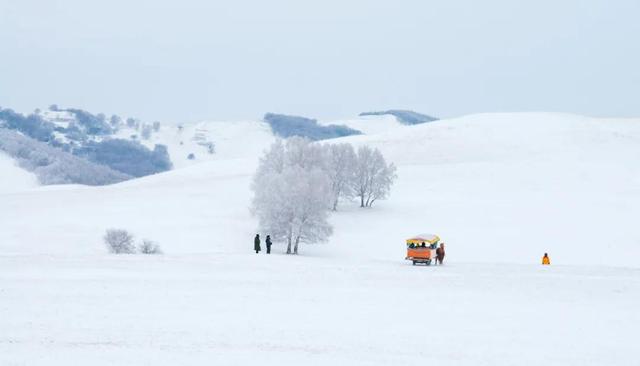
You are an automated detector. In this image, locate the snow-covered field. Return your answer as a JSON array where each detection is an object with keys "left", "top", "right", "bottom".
[
  {"left": 3, "top": 255, "right": 638, "bottom": 366},
  {"left": 1, "top": 113, "right": 639, "bottom": 365}
]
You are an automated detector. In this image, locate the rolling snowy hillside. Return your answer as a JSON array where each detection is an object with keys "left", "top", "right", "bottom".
[
  {"left": 1, "top": 112, "right": 639, "bottom": 365},
  {"left": 3, "top": 113, "right": 637, "bottom": 264},
  {"left": 0, "top": 151, "right": 37, "bottom": 193}
]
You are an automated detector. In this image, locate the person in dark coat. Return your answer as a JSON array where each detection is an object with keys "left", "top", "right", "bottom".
[
  {"left": 435, "top": 243, "right": 445, "bottom": 265},
  {"left": 265, "top": 235, "right": 272, "bottom": 254},
  {"left": 254, "top": 234, "right": 261, "bottom": 254}
]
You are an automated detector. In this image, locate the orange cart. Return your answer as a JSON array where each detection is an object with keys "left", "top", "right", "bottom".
[{"left": 405, "top": 234, "right": 440, "bottom": 266}]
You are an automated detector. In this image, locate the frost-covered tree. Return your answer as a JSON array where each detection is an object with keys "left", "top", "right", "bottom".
[
  {"left": 104, "top": 229, "right": 136, "bottom": 254},
  {"left": 206, "top": 142, "right": 215, "bottom": 154},
  {"left": 350, "top": 146, "right": 397, "bottom": 207},
  {"left": 325, "top": 143, "right": 357, "bottom": 210},
  {"left": 110, "top": 115, "right": 122, "bottom": 127},
  {"left": 252, "top": 138, "right": 333, "bottom": 254},
  {"left": 139, "top": 239, "right": 163, "bottom": 254},
  {"left": 141, "top": 124, "right": 153, "bottom": 140},
  {"left": 284, "top": 136, "right": 327, "bottom": 170}
]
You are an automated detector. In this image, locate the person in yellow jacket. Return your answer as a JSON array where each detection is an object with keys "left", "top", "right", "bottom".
[{"left": 542, "top": 253, "right": 551, "bottom": 265}]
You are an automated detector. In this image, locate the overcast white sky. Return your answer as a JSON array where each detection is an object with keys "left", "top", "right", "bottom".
[{"left": 1, "top": 0, "right": 639, "bottom": 122}]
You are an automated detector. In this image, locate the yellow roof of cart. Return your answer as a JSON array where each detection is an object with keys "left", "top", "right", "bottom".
[{"left": 406, "top": 234, "right": 440, "bottom": 244}]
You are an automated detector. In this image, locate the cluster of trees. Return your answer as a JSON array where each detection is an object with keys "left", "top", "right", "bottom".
[
  {"left": 251, "top": 137, "right": 396, "bottom": 254},
  {"left": 104, "top": 229, "right": 163, "bottom": 254},
  {"left": 74, "top": 139, "right": 172, "bottom": 178},
  {"left": 0, "top": 107, "right": 55, "bottom": 142},
  {"left": 359, "top": 110, "right": 437, "bottom": 125},
  {"left": 264, "top": 113, "right": 361, "bottom": 140},
  {"left": 65, "top": 108, "right": 113, "bottom": 135},
  {"left": 0, "top": 129, "right": 131, "bottom": 185},
  {"left": 63, "top": 108, "right": 161, "bottom": 141}
]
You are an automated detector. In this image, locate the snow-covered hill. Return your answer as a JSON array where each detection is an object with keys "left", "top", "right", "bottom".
[
  {"left": 0, "top": 151, "right": 37, "bottom": 193},
  {"left": 3, "top": 112, "right": 637, "bottom": 264},
  {"left": 127, "top": 120, "right": 275, "bottom": 169},
  {"left": 319, "top": 114, "right": 405, "bottom": 135},
  {"left": 1, "top": 112, "right": 639, "bottom": 365}
]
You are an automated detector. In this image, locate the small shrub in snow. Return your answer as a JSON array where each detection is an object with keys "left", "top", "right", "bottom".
[
  {"left": 187, "top": 153, "right": 195, "bottom": 160},
  {"left": 104, "top": 229, "right": 136, "bottom": 254},
  {"left": 206, "top": 142, "right": 215, "bottom": 154},
  {"left": 139, "top": 240, "right": 163, "bottom": 254}
]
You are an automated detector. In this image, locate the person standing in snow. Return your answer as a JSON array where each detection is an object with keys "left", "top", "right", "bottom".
[
  {"left": 254, "top": 234, "right": 261, "bottom": 254},
  {"left": 436, "top": 243, "right": 445, "bottom": 265},
  {"left": 542, "top": 253, "right": 550, "bottom": 265},
  {"left": 265, "top": 235, "right": 272, "bottom": 254}
]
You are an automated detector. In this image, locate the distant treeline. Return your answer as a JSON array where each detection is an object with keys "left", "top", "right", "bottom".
[
  {"left": 0, "top": 129, "right": 131, "bottom": 185},
  {"left": 0, "top": 106, "right": 173, "bottom": 184},
  {"left": 74, "top": 139, "right": 172, "bottom": 177},
  {"left": 0, "top": 108, "right": 56, "bottom": 142},
  {"left": 359, "top": 110, "right": 437, "bottom": 125},
  {"left": 264, "top": 113, "right": 361, "bottom": 140}
]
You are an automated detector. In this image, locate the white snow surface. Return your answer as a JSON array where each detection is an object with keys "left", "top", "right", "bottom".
[
  {"left": 319, "top": 114, "right": 405, "bottom": 135},
  {"left": 116, "top": 120, "right": 275, "bottom": 169},
  {"left": 0, "top": 152, "right": 38, "bottom": 193},
  {"left": 1, "top": 112, "right": 640, "bottom": 365}
]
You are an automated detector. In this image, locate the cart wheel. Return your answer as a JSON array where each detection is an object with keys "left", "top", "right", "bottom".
[
  {"left": 412, "top": 261, "right": 416, "bottom": 265},
  {"left": 426, "top": 259, "right": 431, "bottom": 266}
]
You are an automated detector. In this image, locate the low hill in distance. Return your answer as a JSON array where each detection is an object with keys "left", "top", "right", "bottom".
[{"left": 359, "top": 109, "right": 438, "bottom": 124}]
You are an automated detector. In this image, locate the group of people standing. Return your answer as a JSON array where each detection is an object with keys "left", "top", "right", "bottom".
[{"left": 254, "top": 234, "right": 272, "bottom": 254}]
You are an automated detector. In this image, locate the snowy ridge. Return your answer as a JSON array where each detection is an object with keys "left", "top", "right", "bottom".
[{"left": 318, "top": 114, "right": 404, "bottom": 135}]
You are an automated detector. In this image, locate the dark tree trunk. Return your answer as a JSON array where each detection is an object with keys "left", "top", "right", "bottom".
[{"left": 293, "top": 236, "right": 300, "bottom": 255}]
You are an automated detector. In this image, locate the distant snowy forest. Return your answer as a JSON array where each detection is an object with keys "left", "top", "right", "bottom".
[
  {"left": 0, "top": 105, "right": 172, "bottom": 185},
  {"left": 264, "top": 113, "right": 361, "bottom": 140},
  {"left": 359, "top": 110, "right": 437, "bottom": 125},
  {"left": 0, "top": 129, "right": 131, "bottom": 185}
]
